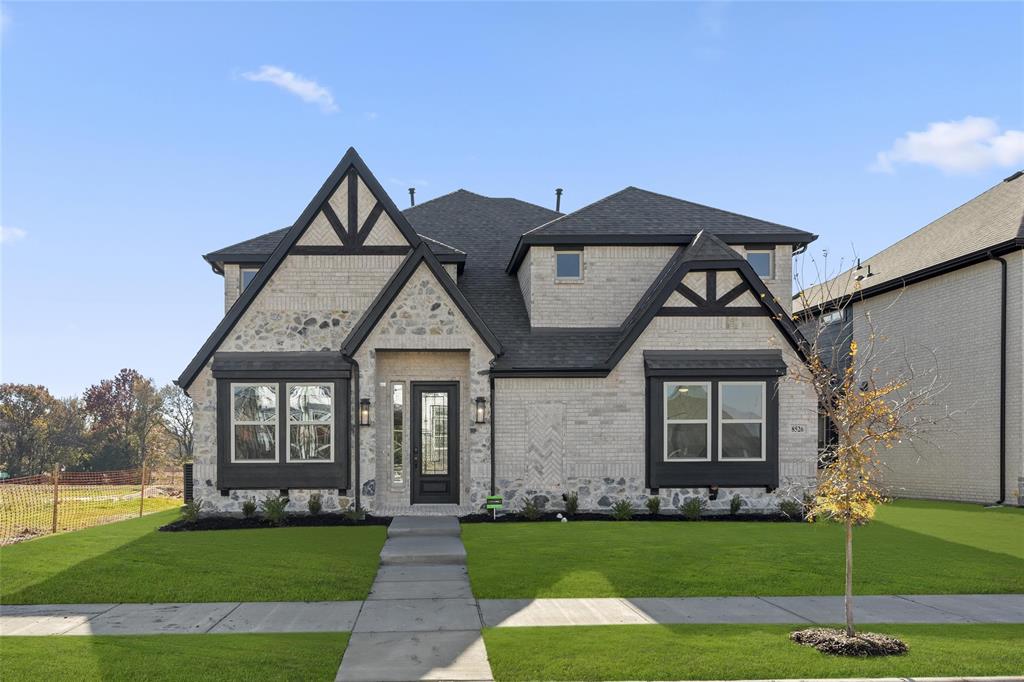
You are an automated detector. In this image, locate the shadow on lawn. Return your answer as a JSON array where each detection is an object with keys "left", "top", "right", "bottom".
[{"left": 463, "top": 516, "right": 1024, "bottom": 600}]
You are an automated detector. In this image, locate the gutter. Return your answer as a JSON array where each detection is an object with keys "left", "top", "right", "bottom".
[{"left": 991, "top": 252, "right": 1008, "bottom": 505}]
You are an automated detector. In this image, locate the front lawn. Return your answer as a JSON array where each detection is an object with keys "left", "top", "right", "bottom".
[
  {"left": 0, "top": 633, "right": 349, "bottom": 681},
  {"left": 0, "top": 509, "right": 386, "bottom": 604},
  {"left": 463, "top": 500, "right": 1024, "bottom": 598},
  {"left": 483, "top": 624, "right": 1024, "bottom": 681}
]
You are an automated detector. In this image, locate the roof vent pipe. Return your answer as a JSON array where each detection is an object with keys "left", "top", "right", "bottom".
[
  {"left": 555, "top": 188, "right": 563, "bottom": 212},
  {"left": 408, "top": 187, "right": 415, "bottom": 207}
]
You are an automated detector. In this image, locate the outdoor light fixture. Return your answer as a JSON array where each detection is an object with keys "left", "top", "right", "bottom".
[
  {"left": 475, "top": 396, "right": 487, "bottom": 424},
  {"left": 359, "top": 398, "right": 371, "bottom": 426}
]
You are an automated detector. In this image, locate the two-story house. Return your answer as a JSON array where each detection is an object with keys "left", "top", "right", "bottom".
[{"left": 178, "top": 148, "right": 820, "bottom": 515}]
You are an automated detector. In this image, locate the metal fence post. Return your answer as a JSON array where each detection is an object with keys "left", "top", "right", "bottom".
[
  {"left": 139, "top": 462, "right": 147, "bottom": 517},
  {"left": 51, "top": 464, "right": 60, "bottom": 535}
]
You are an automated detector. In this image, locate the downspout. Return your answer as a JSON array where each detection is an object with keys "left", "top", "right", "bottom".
[
  {"left": 992, "top": 253, "right": 1007, "bottom": 505},
  {"left": 344, "top": 355, "right": 361, "bottom": 511},
  {"left": 489, "top": 374, "right": 496, "bottom": 495}
]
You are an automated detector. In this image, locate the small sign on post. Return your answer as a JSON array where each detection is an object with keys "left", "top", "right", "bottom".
[{"left": 485, "top": 495, "right": 503, "bottom": 520}]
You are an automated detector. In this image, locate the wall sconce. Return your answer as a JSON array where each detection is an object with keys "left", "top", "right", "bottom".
[
  {"left": 475, "top": 396, "right": 487, "bottom": 424},
  {"left": 359, "top": 398, "right": 371, "bottom": 426}
]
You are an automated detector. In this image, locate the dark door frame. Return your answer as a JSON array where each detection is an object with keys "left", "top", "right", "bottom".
[{"left": 410, "top": 381, "right": 460, "bottom": 504}]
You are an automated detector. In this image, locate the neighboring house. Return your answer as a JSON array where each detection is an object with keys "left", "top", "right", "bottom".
[
  {"left": 799, "top": 171, "right": 1024, "bottom": 506},
  {"left": 178, "top": 148, "right": 820, "bottom": 516}
]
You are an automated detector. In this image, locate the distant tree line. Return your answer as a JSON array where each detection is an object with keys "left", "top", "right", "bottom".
[{"left": 0, "top": 369, "right": 193, "bottom": 477}]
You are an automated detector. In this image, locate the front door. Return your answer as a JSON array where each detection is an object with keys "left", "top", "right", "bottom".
[{"left": 410, "top": 382, "right": 459, "bottom": 504}]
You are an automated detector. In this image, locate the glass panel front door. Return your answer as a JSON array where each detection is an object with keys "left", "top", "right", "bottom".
[{"left": 411, "top": 382, "right": 459, "bottom": 504}]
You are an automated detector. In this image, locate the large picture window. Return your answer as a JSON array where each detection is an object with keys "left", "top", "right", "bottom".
[
  {"left": 663, "top": 382, "right": 711, "bottom": 461},
  {"left": 719, "top": 382, "right": 766, "bottom": 461},
  {"left": 231, "top": 383, "right": 278, "bottom": 462},
  {"left": 287, "top": 383, "right": 333, "bottom": 462}
]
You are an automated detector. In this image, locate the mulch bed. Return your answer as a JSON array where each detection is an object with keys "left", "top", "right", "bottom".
[
  {"left": 159, "top": 513, "right": 392, "bottom": 532},
  {"left": 791, "top": 628, "right": 909, "bottom": 656},
  {"left": 459, "top": 511, "right": 801, "bottom": 523}
]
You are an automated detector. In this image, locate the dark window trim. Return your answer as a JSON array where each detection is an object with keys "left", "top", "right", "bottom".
[
  {"left": 216, "top": 377, "right": 350, "bottom": 490},
  {"left": 646, "top": 374, "right": 779, "bottom": 489}
]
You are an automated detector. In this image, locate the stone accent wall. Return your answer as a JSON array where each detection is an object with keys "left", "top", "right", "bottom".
[
  {"left": 527, "top": 245, "right": 677, "bottom": 327},
  {"left": 851, "top": 257, "right": 1014, "bottom": 504},
  {"left": 354, "top": 263, "right": 495, "bottom": 513},
  {"left": 189, "top": 252, "right": 404, "bottom": 514},
  {"left": 494, "top": 314, "right": 819, "bottom": 513}
]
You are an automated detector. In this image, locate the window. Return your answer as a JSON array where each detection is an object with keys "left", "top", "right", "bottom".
[
  {"left": 555, "top": 250, "right": 583, "bottom": 281},
  {"left": 719, "top": 382, "right": 766, "bottom": 460},
  {"left": 231, "top": 384, "right": 278, "bottom": 462},
  {"left": 241, "top": 268, "right": 258, "bottom": 290},
  {"left": 286, "top": 384, "right": 333, "bottom": 462},
  {"left": 663, "top": 382, "right": 711, "bottom": 461},
  {"left": 391, "top": 382, "right": 404, "bottom": 483},
  {"left": 746, "top": 250, "right": 773, "bottom": 278},
  {"left": 821, "top": 310, "right": 843, "bottom": 326}
]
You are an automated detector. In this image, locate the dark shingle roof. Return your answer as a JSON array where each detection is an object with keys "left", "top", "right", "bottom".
[{"left": 204, "top": 227, "right": 290, "bottom": 264}]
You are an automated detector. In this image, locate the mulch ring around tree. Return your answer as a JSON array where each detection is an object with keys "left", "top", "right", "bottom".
[
  {"left": 791, "top": 628, "right": 909, "bottom": 656},
  {"left": 159, "top": 514, "right": 392, "bottom": 532}
]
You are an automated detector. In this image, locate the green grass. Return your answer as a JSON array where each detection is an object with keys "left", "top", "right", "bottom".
[
  {"left": 483, "top": 624, "right": 1024, "bottom": 681},
  {"left": 463, "top": 500, "right": 1024, "bottom": 598},
  {"left": 0, "top": 633, "right": 349, "bottom": 681},
  {"left": 0, "top": 510, "right": 385, "bottom": 604}
]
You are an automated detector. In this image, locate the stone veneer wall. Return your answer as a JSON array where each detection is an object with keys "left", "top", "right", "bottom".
[
  {"left": 189, "top": 253, "right": 405, "bottom": 514},
  {"left": 852, "top": 254, "right": 1023, "bottom": 505},
  {"left": 353, "top": 263, "right": 495, "bottom": 512},
  {"left": 494, "top": 314, "right": 819, "bottom": 513}
]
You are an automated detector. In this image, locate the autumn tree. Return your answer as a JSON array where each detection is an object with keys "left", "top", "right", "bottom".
[
  {"left": 159, "top": 384, "right": 194, "bottom": 464},
  {"left": 83, "top": 369, "right": 166, "bottom": 469},
  {"left": 0, "top": 384, "right": 56, "bottom": 476}
]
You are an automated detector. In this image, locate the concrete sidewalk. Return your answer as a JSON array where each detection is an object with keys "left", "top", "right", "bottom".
[{"left": 4, "top": 593, "right": 1021, "bottom": 637}]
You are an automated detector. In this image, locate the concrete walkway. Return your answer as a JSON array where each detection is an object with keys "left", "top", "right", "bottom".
[
  {"left": 4, "top": 594, "right": 1022, "bottom": 637},
  {"left": 335, "top": 516, "right": 494, "bottom": 682}
]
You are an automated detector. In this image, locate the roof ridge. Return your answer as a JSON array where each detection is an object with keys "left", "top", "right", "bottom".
[
  {"left": 626, "top": 185, "right": 800, "bottom": 232},
  {"left": 520, "top": 187, "right": 637, "bottom": 237},
  {"left": 417, "top": 233, "right": 467, "bottom": 254}
]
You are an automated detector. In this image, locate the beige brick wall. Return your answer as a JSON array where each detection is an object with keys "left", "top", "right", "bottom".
[
  {"left": 851, "top": 257, "right": 1015, "bottom": 504},
  {"left": 517, "top": 249, "right": 532, "bottom": 319},
  {"left": 1005, "top": 249, "right": 1023, "bottom": 505},
  {"left": 494, "top": 314, "right": 819, "bottom": 512},
  {"left": 223, "top": 264, "right": 241, "bottom": 313},
  {"left": 732, "top": 245, "right": 794, "bottom": 315}
]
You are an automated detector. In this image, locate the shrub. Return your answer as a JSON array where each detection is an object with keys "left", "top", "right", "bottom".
[
  {"left": 181, "top": 500, "right": 202, "bottom": 523},
  {"left": 343, "top": 505, "right": 366, "bottom": 521},
  {"left": 645, "top": 496, "right": 661, "bottom": 516},
  {"left": 260, "top": 495, "right": 290, "bottom": 526},
  {"left": 729, "top": 493, "right": 745, "bottom": 515},
  {"left": 611, "top": 499, "right": 634, "bottom": 521},
  {"left": 521, "top": 498, "right": 542, "bottom": 521},
  {"left": 680, "top": 496, "right": 706, "bottom": 520},
  {"left": 778, "top": 497, "right": 805, "bottom": 520},
  {"left": 563, "top": 492, "right": 579, "bottom": 516},
  {"left": 241, "top": 498, "right": 257, "bottom": 518},
  {"left": 308, "top": 493, "right": 323, "bottom": 516}
]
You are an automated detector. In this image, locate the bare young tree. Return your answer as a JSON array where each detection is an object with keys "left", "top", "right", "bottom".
[
  {"left": 160, "top": 384, "right": 194, "bottom": 464},
  {"left": 791, "top": 252, "right": 948, "bottom": 648}
]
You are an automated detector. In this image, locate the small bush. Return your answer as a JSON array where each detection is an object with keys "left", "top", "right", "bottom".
[
  {"left": 563, "top": 492, "right": 579, "bottom": 516},
  {"left": 241, "top": 498, "right": 257, "bottom": 518},
  {"left": 680, "top": 496, "right": 706, "bottom": 520},
  {"left": 308, "top": 493, "right": 323, "bottom": 516},
  {"left": 343, "top": 505, "right": 366, "bottom": 521},
  {"left": 260, "top": 495, "right": 289, "bottom": 526},
  {"left": 611, "top": 499, "right": 634, "bottom": 521},
  {"left": 181, "top": 500, "right": 202, "bottom": 523},
  {"left": 645, "top": 496, "right": 661, "bottom": 516},
  {"left": 729, "top": 494, "right": 745, "bottom": 515},
  {"left": 778, "top": 497, "right": 805, "bottom": 519},
  {"left": 521, "top": 498, "right": 542, "bottom": 521}
]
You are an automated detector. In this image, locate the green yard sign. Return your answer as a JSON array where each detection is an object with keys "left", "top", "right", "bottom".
[{"left": 485, "top": 495, "right": 503, "bottom": 510}]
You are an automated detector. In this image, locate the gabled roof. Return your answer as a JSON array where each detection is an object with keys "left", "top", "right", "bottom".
[
  {"left": 491, "top": 230, "right": 809, "bottom": 375},
  {"left": 177, "top": 147, "right": 422, "bottom": 389},
  {"left": 799, "top": 170, "right": 1024, "bottom": 310},
  {"left": 340, "top": 242, "right": 502, "bottom": 357},
  {"left": 506, "top": 186, "right": 817, "bottom": 273}
]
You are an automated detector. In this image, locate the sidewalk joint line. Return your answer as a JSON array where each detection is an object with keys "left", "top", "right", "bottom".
[
  {"left": 204, "top": 602, "right": 243, "bottom": 633},
  {"left": 756, "top": 596, "right": 815, "bottom": 623},
  {"left": 895, "top": 594, "right": 979, "bottom": 623}
]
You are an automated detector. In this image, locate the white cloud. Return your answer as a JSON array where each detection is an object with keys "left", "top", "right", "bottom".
[
  {"left": 872, "top": 116, "right": 1024, "bottom": 174},
  {"left": 242, "top": 65, "right": 338, "bottom": 113},
  {"left": 0, "top": 226, "right": 27, "bottom": 244}
]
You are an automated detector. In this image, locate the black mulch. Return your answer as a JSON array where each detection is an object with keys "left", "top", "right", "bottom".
[
  {"left": 459, "top": 511, "right": 801, "bottom": 523},
  {"left": 159, "top": 513, "right": 392, "bottom": 532}
]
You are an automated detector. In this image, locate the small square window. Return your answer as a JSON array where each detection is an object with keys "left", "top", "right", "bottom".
[
  {"left": 555, "top": 251, "right": 582, "bottom": 280},
  {"left": 241, "top": 268, "right": 258, "bottom": 290},
  {"left": 746, "top": 250, "right": 773, "bottom": 278}
]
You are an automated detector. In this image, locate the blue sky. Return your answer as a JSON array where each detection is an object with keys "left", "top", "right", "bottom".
[{"left": 2, "top": 1, "right": 1022, "bottom": 396}]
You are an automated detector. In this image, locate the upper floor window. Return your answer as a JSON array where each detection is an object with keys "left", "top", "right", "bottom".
[
  {"left": 555, "top": 250, "right": 583, "bottom": 281},
  {"left": 241, "top": 268, "right": 259, "bottom": 290},
  {"left": 745, "top": 250, "right": 774, "bottom": 278},
  {"left": 821, "top": 310, "right": 843, "bottom": 326}
]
